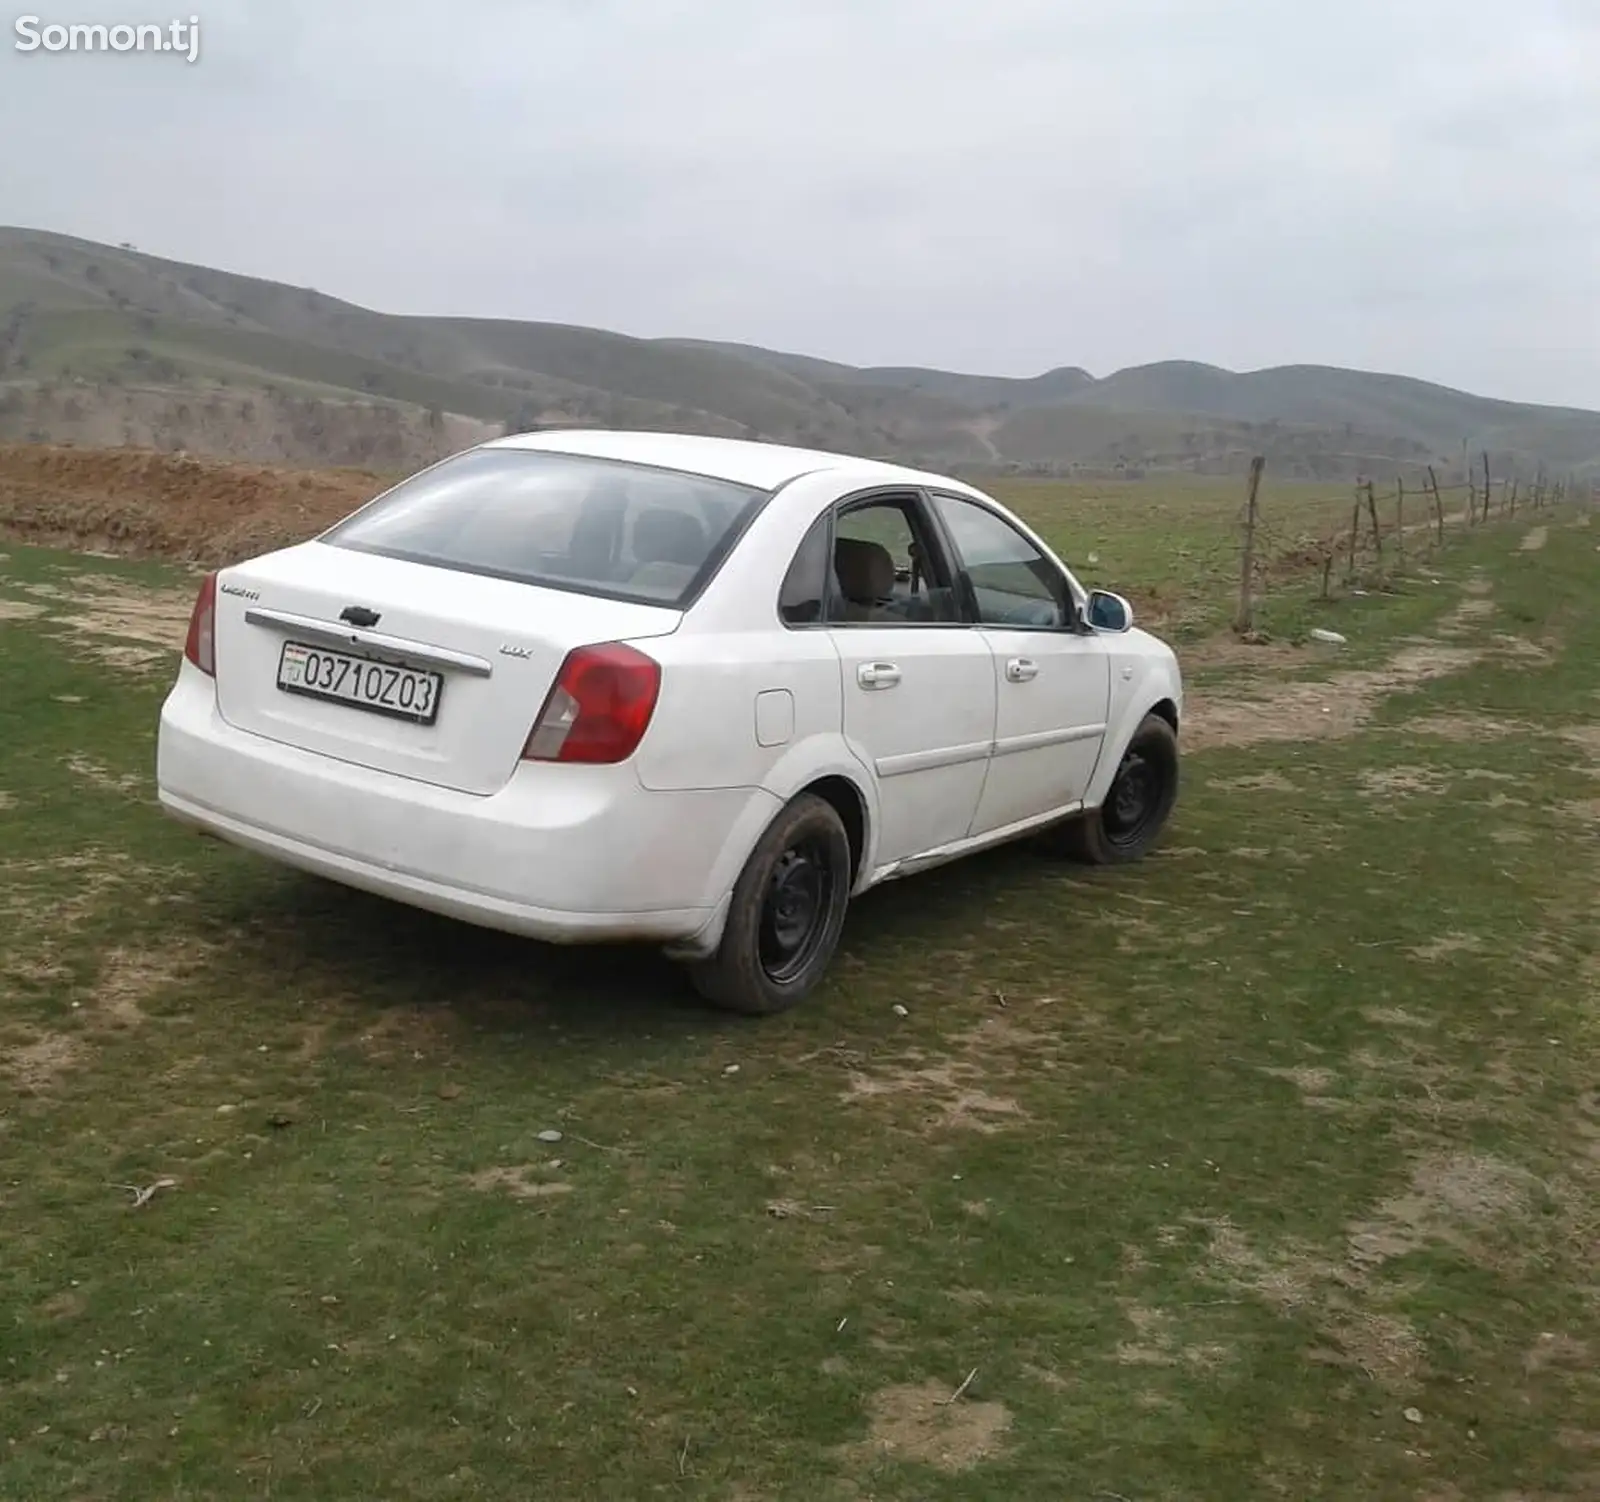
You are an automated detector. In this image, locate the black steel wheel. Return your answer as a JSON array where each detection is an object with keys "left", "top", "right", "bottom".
[
  {"left": 688, "top": 793, "right": 853, "bottom": 1015},
  {"left": 757, "top": 838, "right": 838, "bottom": 986},
  {"left": 1047, "top": 712, "right": 1179, "bottom": 866},
  {"left": 1102, "top": 746, "right": 1165, "bottom": 852}
]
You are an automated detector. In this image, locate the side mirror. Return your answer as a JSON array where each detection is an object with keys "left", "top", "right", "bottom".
[{"left": 1086, "top": 589, "right": 1133, "bottom": 633}]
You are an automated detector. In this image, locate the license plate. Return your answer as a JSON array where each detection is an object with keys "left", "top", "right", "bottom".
[{"left": 275, "top": 641, "right": 443, "bottom": 725}]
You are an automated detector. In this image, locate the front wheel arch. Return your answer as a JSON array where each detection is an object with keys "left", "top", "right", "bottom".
[{"left": 1045, "top": 710, "right": 1180, "bottom": 865}]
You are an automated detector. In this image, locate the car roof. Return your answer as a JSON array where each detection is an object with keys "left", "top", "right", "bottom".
[{"left": 483, "top": 427, "right": 966, "bottom": 494}]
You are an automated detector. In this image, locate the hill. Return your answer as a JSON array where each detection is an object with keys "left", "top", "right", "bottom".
[{"left": 1, "top": 225, "right": 1595, "bottom": 482}]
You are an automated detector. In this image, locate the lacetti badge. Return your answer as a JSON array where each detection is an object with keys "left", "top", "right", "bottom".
[{"left": 219, "top": 583, "right": 259, "bottom": 600}]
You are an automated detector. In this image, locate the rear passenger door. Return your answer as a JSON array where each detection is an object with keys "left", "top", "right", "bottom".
[{"left": 815, "top": 490, "right": 996, "bottom": 869}]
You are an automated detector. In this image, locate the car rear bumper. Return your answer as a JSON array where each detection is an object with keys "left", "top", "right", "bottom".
[{"left": 156, "top": 663, "right": 772, "bottom": 946}]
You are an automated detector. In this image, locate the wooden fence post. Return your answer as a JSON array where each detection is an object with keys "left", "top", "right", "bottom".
[
  {"left": 1233, "top": 455, "right": 1265, "bottom": 635},
  {"left": 1508, "top": 479, "right": 1518, "bottom": 517},
  {"left": 1395, "top": 478, "right": 1406, "bottom": 568},
  {"left": 1347, "top": 488, "right": 1363, "bottom": 582},
  {"left": 1482, "top": 452, "right": 1492, "bottom": 524},
  {"left": 1427, "top": 465, "right": 1446, "bottom": 545},
  {"left": 1365, "top": 480, "right": 1382, "bottom": 564}
]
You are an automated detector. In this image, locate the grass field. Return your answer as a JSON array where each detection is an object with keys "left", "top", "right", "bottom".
[
  {"left": 2, "top": 501, "right": 1597, "bottom": 1500},
  {"left": 988, "top": 474, "right": 1360, "bottom": 638}
]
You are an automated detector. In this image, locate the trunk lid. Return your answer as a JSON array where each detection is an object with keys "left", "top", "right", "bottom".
[{"left": 212, "top": 541, "right": 681, "bottom": 795}]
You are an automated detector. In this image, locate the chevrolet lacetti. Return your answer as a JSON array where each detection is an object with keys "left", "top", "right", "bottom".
[{"left": 156, "top": 430, "right": 1184, "bottom": 1015}]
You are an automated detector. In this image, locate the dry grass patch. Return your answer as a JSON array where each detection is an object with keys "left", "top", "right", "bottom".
[
  {"left": 2, "top": 1030, "right": 86, "bottom": 1092},
  {"left": 1185, "top": 644, "right": 1480, "bottom": 751},
  {"left": 1408, "top": 933, "right": 1483, "bottom": 962},
  {"left": 1261, "top": 1065, "right": 1343, "bottom": 1111},
  {"left": 1114, "top": 1302, "right": 1231, "bottom": 1371},
  {"left": 1200, "top": 1218, "right": 1334, "bottom": 1312},
  {"left": 467, "top": 1167, "right": 574, "bottom": 1201},
  {"left": 1523, "top": 1333, "right": 1590, "bottom": 1375},
  {"left": 1559, "top": 725, "right": 1600, "bottom": 773},
  {"left": 1198, "top": 1218, "right": 1427, "bottom": 1388},
  {"left": 15, "top": 574, "right": 191, "bottom": 671},
  {"left": 837, "top": 1010, "right": 1055, "bottom": 1134},
  {"left": 1436, "top": 597, "right": 1496, "bottom": 636},
  {"left": 91, "top": 943, "right": 212, "bottom": 1029},
  {"left": 842, "top": 1063, "right": 1026, "bottom": 1134},
  {"left": 1181, "top": 635, "right": 1313, "bottom": 672},
  {"left": 1433, "top": 576, "right": 1494, "bottom": 639},
  {"left": 844, "top": 1380, "right": 1012, "bottom": 1473},
  {"left": 1520, "top": 525, "right": 1549, "bottom": 552},
  {"left": 1364, "top": 1006, "right": 1434, "bottom": 1030},
  {"left": 1349, "top": 1042, "right": 1497, "bottom": 1126},
  {"left": 0, "top": 850, "right": 161, "bottom": 934},
  {"left": 67, "top": 753, "right": 144, "bottom": 796},
  {"left": 0, "top": 598, "right": 46, "bottom": 620},
  {"left": 1346, "top": 1151, "right": 1537, "bottom": 1271},
  {"left": 1213, "top": 770, "right": 1298, "bottom": 793},
  {"left": 1405, "top": 713, "right": 1532, "bottom": 743},
  {"left": 1316, "top": 1308, "right": 1427, "bottom": 1386},
  {"left": 1360, "top": 766, "right": 1450, "bottom": 799},
  {"left": 1491, "top": 632, "right": 1557, "bottom": 666},
  {"left": 354, "top": 1004, "right": 461, "bottom": 1063}
]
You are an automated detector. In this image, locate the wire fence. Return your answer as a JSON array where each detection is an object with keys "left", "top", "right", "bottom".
[{"left": 1229, "top": 457, "right": 1591, "bottom": 635}]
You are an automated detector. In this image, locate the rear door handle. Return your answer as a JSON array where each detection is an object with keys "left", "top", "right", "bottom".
[
  {"left": 1005, "top": 656, "right": 1039, "bottom": 683},
  {"left": 857, "top": 661, "right": 901, "bottom": 689}
]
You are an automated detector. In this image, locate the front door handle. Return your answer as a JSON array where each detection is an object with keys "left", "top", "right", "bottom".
[
  {"left": 1005, "top": 656, "right": 1039, "bottom": 683},
  {"left": 857, "top": 661, "right": 901, "bottom": 689}
]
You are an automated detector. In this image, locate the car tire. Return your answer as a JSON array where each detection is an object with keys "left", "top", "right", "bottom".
[
  {"left": 1050, "top": 712, "right": 1179, "bottom": 865},
  {"left": 687, "top": 793, "right": 853, "bottom": 1016}
]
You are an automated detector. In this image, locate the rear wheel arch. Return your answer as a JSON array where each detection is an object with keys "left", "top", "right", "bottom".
[
  {"left": 687, "top": 789, "right": 855, "bottom": 1015},
  {"left": 797, "top": 773, "right": 868, "bottom": 886},
  {"left": 1149, "top": 696, "right": 1179, "bottom": 734}
]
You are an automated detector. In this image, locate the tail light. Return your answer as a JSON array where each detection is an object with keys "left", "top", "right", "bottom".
[
  {"left": 183, "top": 571, "right": 218, "bottom": 676},
  {"left": 522, "top": 642, "right": 661, "bottom": 764}
]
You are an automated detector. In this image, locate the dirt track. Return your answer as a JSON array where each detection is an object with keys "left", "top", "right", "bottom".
[{"left": 0, "top": 444, "right": 391, "bottom": 566}]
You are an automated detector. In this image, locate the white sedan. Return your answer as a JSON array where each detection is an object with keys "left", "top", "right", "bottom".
[{"left": 157, "top": 430, "right": 1183, "bottom": 1014}]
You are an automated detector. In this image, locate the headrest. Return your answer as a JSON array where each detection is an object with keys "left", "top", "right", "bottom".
[
  {"left": 632, "top": 507, "right": 707, "bottom": 567},
  {"left": 833, "top": 537, "right": 895, "bottom": 602}
]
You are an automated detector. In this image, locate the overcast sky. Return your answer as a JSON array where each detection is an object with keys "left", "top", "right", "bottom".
[{"left": 3, "top": 0, "right": 1597, "bottom": 407}]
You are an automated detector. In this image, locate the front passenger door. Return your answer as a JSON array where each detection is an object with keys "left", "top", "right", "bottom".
[{"left": 928, "top": 491, "right": 1111, "bottom": 837}]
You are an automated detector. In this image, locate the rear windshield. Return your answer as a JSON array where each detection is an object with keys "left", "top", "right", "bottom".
[{"left": 320, "top": 447, "right": 769, "bottom": 607}]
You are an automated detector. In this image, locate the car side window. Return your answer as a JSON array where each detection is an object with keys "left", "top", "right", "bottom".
[
  {"left": 929, "top": 493, "right": 1072, "bottom": 629},
  {"left": 824, "top": 494, "right": 962, "bottom": 626},
  {"left": 778, "top": 514, "right": 831, "bottom": 625}
]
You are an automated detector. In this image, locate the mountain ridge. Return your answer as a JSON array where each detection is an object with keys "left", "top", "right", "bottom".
[{"left": 1, "top": 224, "right": 1594, "bottom": 480}]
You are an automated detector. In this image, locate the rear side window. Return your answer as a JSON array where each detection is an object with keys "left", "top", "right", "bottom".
[
  {"left": 778, "top": 514, "right": 831, "bottom": 624},
  {"left": 321, "top": 447, "right": 768, "bottom": 607}
]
